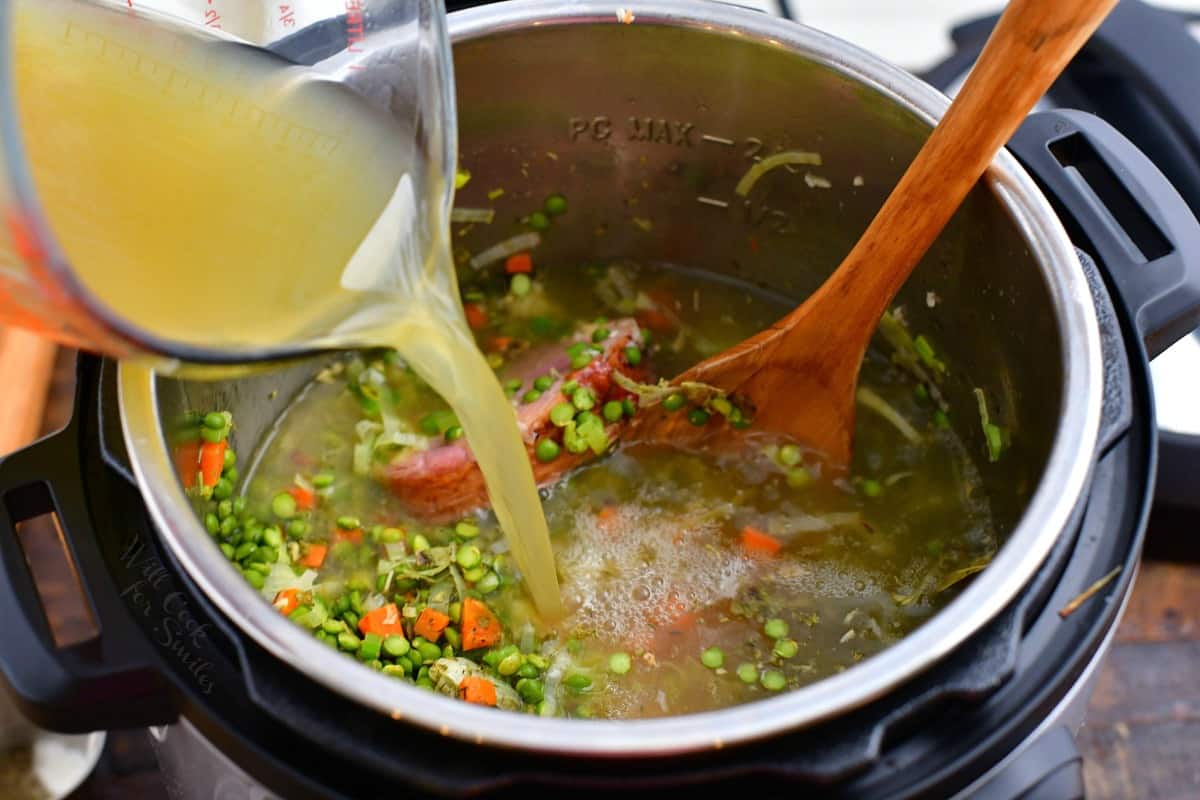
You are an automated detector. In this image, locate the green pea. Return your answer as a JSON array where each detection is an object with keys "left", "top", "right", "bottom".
[
  {"left": 861, "top": 479, "right": 883, "bottom": 498},
  {"left": 564, "top": 673, "right": 592, "bottom": 692},
  {"left": 608, "top": 652, "right": 632, "bottom": 675},
  {"left": 252, "top": 546, "right": 277, "bottom": 565},
  {"left": 700, "top": 647, "right": 724, "bottom": 669},
  {"left": 778, "top": 444, "right": 802, "bottom": 467},
  {"left": 381, "top": 527, "right": 404, "bottom": 544},
  {"left": 764, "top": 618, "right": 789, "bottom": 639},
  {"left": 527, "top": 210, "right": 551, "bottom": 231},
  {"left": 411, "top": 533, "right": 431, "bottom": 553},
  {"left": 232, "top": 496, "right": 247, "bottom": 516},
  {"left": 602, "top": 401, "right": 624, "bottom": 423},
  {"left": 204, "top": 513, "right": 220, "bottom": 535},
  {"left": 382, "top": 664, "right": 409, "bottom": 678},
  {"left": 498, "top": 653, "right": 523, "bottom": 676},
  {"left": 550, "top": 403, "right": 576, "bottom": 427},
  {"left": 592, "top": 327, "right": 611, "bottom": 343},
  {"left": 200, "top": 426, "right": 225, "bottom": 444},
  {"left": 203, "top": 412, "right": 227, "bottom": 431},
  {"left": 271, "top": 492, "right": 296, "bottom": 520},
  {"left": 456, "top": 545, "right": 482, "bottom": 569},
  {"left": 223, "top": 448, "right": 237, "bottom": 470},
  {"left": 219, "top": 543, "right": 235, "bottom": 560},
  {"left": 383, "top": 635, "right": 410, "bottom": 658},
  {"left": 234, "top": 541, "right": 256, "bottom": 561},
  {"left": 688, "top": 408, "right": 711, "bottom": 426},
  {"left": 417, "top": 641, "right": 442, "bottom": 662},
  {"left": 224, "top": 466, "right": 239, "bottom": 483},
  {"left": 510, "top": 273, "right": 533, "bottom": 297},
  {"left": 312, "top": 471, "right": 334, "bottom": 488},
  {"left": 517, "top": 678, "right": 545, "bottom": 704},
  {"left": 337, "top": 515, "right": 360, "bottom": 531},
  {"left": 622, "top": 397, "right": 637, "bottom": 417},
  {"left": 262, "top": 526, "right": 283, "bottom": 548},
  {"left": 212, "top": 478, "right": 233, "bottom": 501},
  {"left": 337, "top": 631, "right": 362, "bottom": 652},
  {"left": 444, "top": 425, "right": 465, "bottom": 442},
  {"left": 535, "top": 438, "right": 560, "bottom": 462},
  {"left": 572, "top": 387, "right": 596, "bottom": 411},
  {"left": 504, "top": 378, "right": 523, "bottom": 396},
  {"left": 710, "top": 396, "right": 733, "bottom": 417},
  {"left": 663, "top": 393, "right": 686, "bottom": 412},
  {"left": 321, "top": 619, "right": 345, "bottom": 635},
  {"left": 240, "top": 525, "right": 261, "bottom": 544},
  {"left": 544, "top": 194, "right": 567, "bottom": 216},
  {"left": 525, "top": 374, "right": 550, "bottom": 393},
  {"left": 244, "top": 569, "right": 265, "bottom": 590},
  {"left": 463, "top": 565, "right": 486, "bottom": 583},
  {"left": 561, "top": 379, "right": 579, "bottom": 396},
  {"left": 286, "top": 520, "right": 308, "bottom": 538},
  {"left": 521, "top": 389, "right": 542, "bottom": 404},
  {"left": 569, "top": 351, "right": 592, "bottom": 370},
  {"left": 786, "top": 467, "right": 812, "bottom": 490},
  {"left": 624, "top": 345, "right": 642, "bottom": 366},
  {"left": 736, "top": 663, "right": 759, "bottom": 684},
  {"left": 475, "top": 572, "right": 501, "bottom": 594},
  {"left": 761, "top": 670, "right": 787, "bottom": 691},
  {"left": 454, "top": 521, "right": 480, "bottom": 540},
  {"left": 773, "top": 638, "right": 799, "bottom": 659},
  {"left": 518, "top": 662, "right": 540, "bottom": 679}
]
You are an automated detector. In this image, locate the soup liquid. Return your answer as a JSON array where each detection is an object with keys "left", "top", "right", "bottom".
[{"left": 13, "top": 0, "right": 562, "bottom": 614}]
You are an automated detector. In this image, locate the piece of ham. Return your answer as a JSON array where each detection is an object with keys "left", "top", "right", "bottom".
[{"left": 382, "top": 319, "right": 648, "bottom": 520}]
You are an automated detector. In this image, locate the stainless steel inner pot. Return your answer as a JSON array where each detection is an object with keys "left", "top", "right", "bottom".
[{"left": 116, "top": 0, "right": 1102, "bottom": 756}]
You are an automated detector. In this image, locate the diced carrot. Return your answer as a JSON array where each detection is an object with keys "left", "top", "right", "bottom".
[
  {"left": 359, "top": 603, "right": 406, "bottom": 637},
  {"left": 635, "top": 308, "right": 677, "bottom": 336},
  {"left": 288, "top": 485, "right": 316, "bottom": 511},
  {"left": 740, "top": 526, "right": 782, "bottom": 557},
  {"left": 487, "top": 336, "right": 514, "bottom": 353},
  {"left": 273, "top": 588, "right": 302, "bottom": 616},
  {"left": 199, "top": 440, "right": 227, "bottom": 489},
  {"left": 298, "top": 543, "right": 327, "bottom": 569},
  {"left": 459, "top": 676, "right": 497, "bottom": 706},
  {"left": 464, "top": 303, "right": 489, "bottom": 330},
  {"left": 174, "top": 439, "right": 200, "bottom": 491},
  {"left": 504, "top": 252, "right": 533, "bottom": 274},
  {"left": 333, "top": 527, "right": 363, "bottom": 545},
  {"left": 414, "top": 607, "right": 451, "bottom": 642},
  {"left": 460, "top": 597, "right": 502, "bottom": 651}
]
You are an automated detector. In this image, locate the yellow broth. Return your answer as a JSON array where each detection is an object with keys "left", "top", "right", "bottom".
[{"left": 194, "top": 260, "right": 996, "bottom": 719}]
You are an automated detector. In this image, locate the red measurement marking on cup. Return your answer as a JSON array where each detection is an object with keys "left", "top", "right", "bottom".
[
  {"left": 204, "top": 0, "right": 221, "bottom": 29},
  {"left": 278, "top": 4, "right": 296, "bottom": 28},
  {"left": 345, "top": 0, "right": 365, "bottom": 53}
]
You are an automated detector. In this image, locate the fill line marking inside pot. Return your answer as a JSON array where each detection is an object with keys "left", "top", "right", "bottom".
[
  {"left": 697, "top": 196, "right": 730, "bottom": 208},
  {"left": 701, "top": 134, "right": 735, "bottom": 146}
]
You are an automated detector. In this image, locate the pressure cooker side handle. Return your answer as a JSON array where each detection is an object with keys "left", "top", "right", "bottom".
[
  {"left": 0, "top": 425, "right": 176, "bottom": 731},
  {"left": 1009, "top": 109, "right": 1200, "bottom": 360}
]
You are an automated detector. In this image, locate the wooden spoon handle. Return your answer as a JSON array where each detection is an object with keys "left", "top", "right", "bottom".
[{"left": 790, "top": 0, "right": 1119, "bottom": 342}]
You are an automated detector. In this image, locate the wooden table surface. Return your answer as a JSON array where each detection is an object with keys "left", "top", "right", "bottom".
[{"left": 19, "top": 350, "right": 1200, "bottom": 799}]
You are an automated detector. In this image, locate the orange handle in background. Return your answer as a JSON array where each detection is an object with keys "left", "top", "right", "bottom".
[{"left": 0, "top": 326, "right": 58, "bottom": 456}]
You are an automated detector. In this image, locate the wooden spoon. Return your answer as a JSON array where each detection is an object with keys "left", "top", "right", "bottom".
[{"left": 637, "top": 0, "right": 1118, "bottom": 466}]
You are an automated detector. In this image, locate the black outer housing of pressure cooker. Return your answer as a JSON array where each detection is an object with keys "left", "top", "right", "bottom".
[{"left": 1, "top": 107, "right": 1197, "bottom": 799}]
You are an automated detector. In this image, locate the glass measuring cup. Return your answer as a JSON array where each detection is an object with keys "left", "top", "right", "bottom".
[{"left": 0, "top": 0, "right": 456, "bottom": 367}]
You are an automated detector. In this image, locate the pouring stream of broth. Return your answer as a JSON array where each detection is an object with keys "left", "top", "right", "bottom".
[{"left": 13, "top": 0, "right": 562, "bottom": 616}]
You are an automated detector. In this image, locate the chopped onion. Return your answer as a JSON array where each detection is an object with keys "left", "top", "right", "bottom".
[
  {"left": 261, "top": 560, "right": 318, "bottom": 600},
  {"left": 735, "top": 150, "right": 823, "bottom": 197},
  {"left": 803, "top": 173, "right": 832, "bottom": 189},
  {"left": 856, "top": 387, "right": 922, "bottom": 445},
  {"left": 451, "top": 207, "right": 496, "bottom": 224},
  {"left": 362, "top": 592, "right": 387, "bottom": 612},
  {"left": 469, "top": 232, "right": 541, "bottom": 270}
]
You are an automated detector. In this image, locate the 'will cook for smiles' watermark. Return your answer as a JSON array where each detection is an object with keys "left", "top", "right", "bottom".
[{"left": 119, "top": 537, "right": 216, "bottom": 695}]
